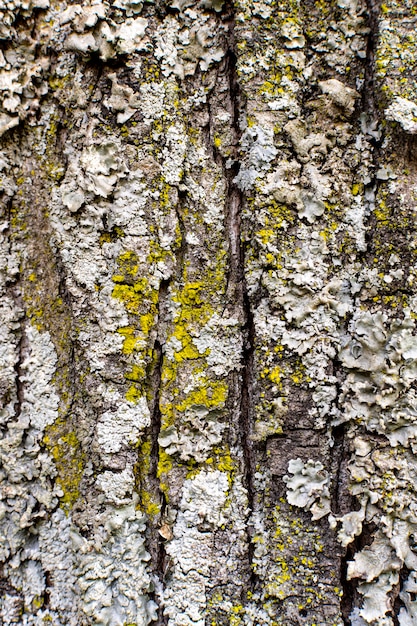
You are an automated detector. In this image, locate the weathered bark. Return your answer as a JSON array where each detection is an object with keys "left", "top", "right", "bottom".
[{"left": 1, "top": 0, "right": 417, "bottom": 624}]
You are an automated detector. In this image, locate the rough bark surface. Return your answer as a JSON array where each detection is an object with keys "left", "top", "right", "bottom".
[{"left": 1, "top": 0, "right": 417, "bottom": 624}]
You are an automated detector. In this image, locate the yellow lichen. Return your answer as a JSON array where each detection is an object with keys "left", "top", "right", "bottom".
[{"left": 44, "top": 425, "right": 84, "bottom": 511}]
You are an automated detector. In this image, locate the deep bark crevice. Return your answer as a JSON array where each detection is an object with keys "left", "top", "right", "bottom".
[
  {"left": 217, "top": 14, "right": 257, "bottom": 596},
  {"left": 12, "top": 314, "right": 25, "bottom": 421},
  {"left": 359, "top": 0, "right": 383, "bottom": 269},
  {"left": 392, "top": 564, "right": 411, "bottom": 625},
  {"left": 147, "top": 277, "right": 170, "bottom": 626},
  {"left": 340, "top": 522, "right": 377, "bottom": 623},
  {"left": 2, "top": 196, "right": 25, "bottom": 420},
  {"left": 203, "top": 0, "right": 257, "bottom": 597},
  {"left": 239, "top": 277, "right": 257, "bottom": 595},
  {"left": 363, "top": 0, "right": 381, "bottom": 117},
  {"left": 174, "top": 190, "right": 187, "bottom": 272},
  {"left": 330, "top": 422, "right": 350, "bottom": 517}
]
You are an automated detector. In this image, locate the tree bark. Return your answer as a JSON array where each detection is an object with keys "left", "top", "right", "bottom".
[{"left": 1, "top": 0, "right": 417, "bottom": 624}]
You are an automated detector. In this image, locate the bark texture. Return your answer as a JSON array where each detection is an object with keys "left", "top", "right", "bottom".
[{"left": 1, "top": 0, "right": 417, "bottom": 624}]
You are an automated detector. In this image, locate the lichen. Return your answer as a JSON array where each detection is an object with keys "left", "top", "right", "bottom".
[{"left": 283, "top": 458, "right": 331, "bottom": 521}]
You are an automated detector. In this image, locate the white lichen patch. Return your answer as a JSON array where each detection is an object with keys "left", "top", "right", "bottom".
[
  {"left": 73, "top": 496, "right": 157, "bottom": 626},
  {"left": 113, "top": 0, "right": 143, "bottom": 15},
  {"left": 37, "top": 510, "right": 78, "bottom": 624},
  {"left": 60, "top": 140, "right": 127, "bottom": 212},
  {"left": 193, "top": 314, "right": 242, "bottom": 376},
  {"left": 318, "top": 78, "right": 359, "bottom": 116},
  {"left": 96, "top": 396, "right": 151, "bottom": 454},
  {"left": 163, "top": 470, "right": 230, "bottom": 625},
  {"left": 321, "top": 303, "right": 417, "bottom": 621},
  {"left": 338, "top": 310, "right": 417, "bottom": 441},
  {"left": 234, "top": 124, "right": 277, "bottom": 191},
  {"left": 0, "top": 47, "right": 49, "bottom": 136},
  {"left": 138, "top": 81, "right": 166, "bottom": 124},
  {"left": 20, "top": 324, "right": 60, "bottom": 431},
  {"left": 63, "top": 3, "right": 149, "bottom": 59},
  {"left": 161, "top": 123, "right": 188, "bottom": 184},
  {"left": 0, "top": 0, "right": 53, "bottom": 134},
  {"left": 336, "top": 441, "right": 417, "bottom": 624},
  {"left": 0, "top": 321, "right": 73, "bottom": 623},
  {"left": 0, "top": 298, "right": 21, "bottom": 392},
  {"left": 158, "top": 405, "right": 226, "bottom": 462},
  {"left": 281, "top": 18, "right": 305, "bottom": 50},
  {"left": 104, "top": 73, "right": 141, "bottom": 124},
  {"left": 298, "top": 191, "right": 325, "bottom": 223},
  {"left": 154, "top": 17, "right": 184, "bottom": 77},
  {"left": 385, "top": 96, "right": 417, "bottom": 134},
  {"left": 80, "top": 141, "right": 128, "bottom": 197},
  {"left": 116, "top": 17, "right": 149, "bottom": 54},
  {"left": 96, "top": 466, "right": 136, "bottom": 505},
  {"left": 284, "top": 458, "right": 331, "bottom": 520}
]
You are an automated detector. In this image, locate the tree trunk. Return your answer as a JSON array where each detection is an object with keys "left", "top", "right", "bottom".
[{"left": 1, "top": 0, "right": 417, "bottom": 624}]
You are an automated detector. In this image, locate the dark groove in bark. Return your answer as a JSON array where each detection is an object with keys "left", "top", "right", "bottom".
[
  {"left": 4, "top": 195, "right": 26, "bottom": 421},
  {"left": 392, "top": 564, "right": 411, "bottom": 625},
  {"left": 363, "top": 0, "right": 381, "bottom": 117},
  {"left": 148, "top": 278, "right": 170, "bottom": 626},
  {"left": 174, "top": 191, "right": 187, "bottom": 272},
  {"left": 149, "top": 339, "right": 169, "bottom": 625},
  {"left": 239, "top": 268, "right": 257, "bottom": 595},
  {"left": 149, "top": 337, "right": 163, "bottom": 494},
  {"left": 361, "top": 0, "right": 382, "bottom": 263},
  {"left": 12, "top": 312, "right": 25, "bottom": 421},
  {"left": 340, "top": 547, "right": 354, "bottom": 624},
  {"left": 221, "top": 19, "right": 257, "bottom": 595},
  {"left": 340, "top": 522, "right": 377, "bottom": 623},
  {"left": 206, "top": 2, "right": 257, "bottom": 597},
  {"left": 330, "top": 423, "right": 347, "bottom": 517}
]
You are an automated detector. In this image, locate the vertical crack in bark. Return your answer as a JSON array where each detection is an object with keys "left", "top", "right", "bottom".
[
  {"left": 392, "top": 564, "right": 411, "bottom": 625},
  {"left": 215, "top": 10, "right": 257, "bottom": 594},
  {"left": 340, "top": 522, "right": 378, "bottom": 624},
  {"left": 239, "top": 257, "right": 257, "bottom": 595},
  {"left": 330, "top": 422, "right": 348, "bottom": 518},
  {"left": 361, "top": 0, "right": 383, "bottom": 262},
  {"left": 4, "top": 195, "right": 26, "bottom": 422},
  {"left": 12, "top": 309, "right": 25, "bottom": 420},
  {"left": 340, "top": 543, "right": 358, "bottom": 625},
  {"left": 330, "top": 415, "right": 355, "bottom": 625},
  {"left": 227, "top": 174, "right": 257, "bottom": 595},
  {"left": 363, "top": 0, "right": 380, "bottom": 117},
  {"left": 147, "top": 277, "right": 170, "bottom": 626}
]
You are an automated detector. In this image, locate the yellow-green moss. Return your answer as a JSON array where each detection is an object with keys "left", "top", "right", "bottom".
[
  {"left": 157, "top": 448, "right": 173, "bottom": 477},
  {"left": 44, "top": 424, "right": 84, "bottom": 511},
  {"left": 175, "top": 381, "right": 228, "bottom": 412},
  {"left": 126, "top": 384, "right": 142, "bottom": 403},
  {"left": 111, "top": 249, "right": 160, "bottom": 402},
  {"left": 117, "top": 327, "right": 138, "bottom": 355},
  {"left": 140, "top": 490, "right": 161, "bottom": 517}
]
